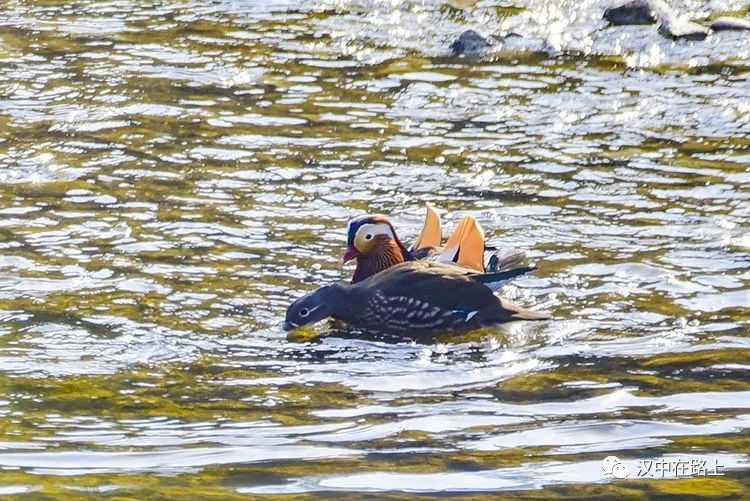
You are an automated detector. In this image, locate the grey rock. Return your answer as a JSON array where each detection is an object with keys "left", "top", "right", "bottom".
[
  {"left": 450, "top": 30, "right": 492, "bottom": 57},
  {"left": 603, "top": 0, "right": 710, "bottom": 41},
  {"left": 500, "top": 32, "right": 549, "bottom": 53},
  {"left": 602, "top": 0, "right": 711, "bottom": 41},
  {"left": 658, "top": 15, "right": 710, "bottom": 41},
  {"left": 710, "top": 16, "right": 750, "bottom": 32},
  {"left": 604, "top": 0, "right": 657, "bottom": 25},
  {"left": 450, "top": 30, "right": 551, "bottom": 58}
]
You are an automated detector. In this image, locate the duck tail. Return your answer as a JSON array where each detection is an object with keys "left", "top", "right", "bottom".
[
  {"left": 472, "top": 265, "right": 535, "bottom": 291},
  {"left": 499, "top": 297, "right": 551, "bottom": 321},
  {"left": 486, "top": 250, "right": 526, "bottom": 272}
]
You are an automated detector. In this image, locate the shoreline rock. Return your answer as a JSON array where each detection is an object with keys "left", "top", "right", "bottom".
[
  {"left": 450, "top": 30, "right": 549, "bottom": 57},
  {"left": 450, "top": 29, "right": 492, "bottom": 57},
  {"left": 604, "top": 0, "right": 710, "bottom": 41},
  {"left": 604, "top": 0, "right": 657, "bottom": 25},
  {"left": 710, "top": 16, "right": 750, "bottom": 32},
  {"left": 455, "top": 1, "right": 750, "bottom": 55},
  {"left": 657, "top": 16, "right": 710, "bottom": 41}
]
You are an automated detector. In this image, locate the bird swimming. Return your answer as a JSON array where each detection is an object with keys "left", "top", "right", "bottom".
[
  {"left": 343, "top": 205, "right": 531, "bottom": 288},
  {"left": 285, "top": 261, "right": 549, "bottom": 335}
]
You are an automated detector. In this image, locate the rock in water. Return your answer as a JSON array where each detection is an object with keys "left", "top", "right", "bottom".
[
  {"left": 658, "top": 15, "right": 710, "bottom": 41},
  {"left": 710, "top": 17, "right": 750, "bottom": 32},
  {"left": 604, "top": 0, "right": 657, "bottom": 25},
  {"left": 450, "top": 30, "right": 491, "bottom": 57},
  {"left": 604, "top": 0, "right": 709, "bottom": 41}
]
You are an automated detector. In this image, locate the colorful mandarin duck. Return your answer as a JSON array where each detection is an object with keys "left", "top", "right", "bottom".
[
  {"left": 343, "top": 205, "right": 531, "bottom": 288},
  {"left": 284, "top": 260, "right": 550, "bottom": 334}
]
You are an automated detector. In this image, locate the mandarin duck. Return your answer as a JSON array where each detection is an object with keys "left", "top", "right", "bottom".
[
  {"left": 343, "top": 205, "right": 531, "bottom": 288},
  {"left": 285, "top": 261, "right": 550, "bottom": 334}
]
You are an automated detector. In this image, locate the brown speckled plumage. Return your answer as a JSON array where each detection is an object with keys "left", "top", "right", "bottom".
[
  {"left": 286, "top": 261, "right": 550, "bottom": 334},
  {"left": 351, "top": 234, "right": 405, "bottom": 283}
]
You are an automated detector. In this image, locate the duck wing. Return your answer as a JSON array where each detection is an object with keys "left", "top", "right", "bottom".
[
  {"left": 412, "top": 260, "right": 535, "bottom": 292},
  {"left": 401, "top": 262, "right": 549, "bottom": 321},
  {"left": 437, "top": 216, "right": 486, "bottom": 272},
  {"left": 470, "top": 265, "right": 535, "bottom": 291},
  {"left": 411, "top": 204, "right": 442, "bottom": 251},
  {"left": 354, "top": 262, "right": 525, "bottom": 332},
  {"left": 411, "top": 209, "right": 528, "bottom": 280}
]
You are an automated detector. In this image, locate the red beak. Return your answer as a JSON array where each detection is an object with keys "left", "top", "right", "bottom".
[{"left": 342, "top": 246, "right": 360, "bottom": 263}]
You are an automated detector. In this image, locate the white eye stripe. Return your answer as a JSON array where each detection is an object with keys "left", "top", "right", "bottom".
[
  {"left": 300, "top": 304, "right": 321, "bottom": 317},
  {"left": 356, "top": 223, "right": 394, "bottom": 241}
]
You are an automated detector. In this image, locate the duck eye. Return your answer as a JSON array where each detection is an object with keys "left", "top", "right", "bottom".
[
  {"left": 299, "top": 308, "right": 310, "bottom": 317},
  {"left": 365, "top": 234, "right": 373, "bottom": 240}
]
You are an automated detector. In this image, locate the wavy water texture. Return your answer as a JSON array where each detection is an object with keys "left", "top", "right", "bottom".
[{"left": 0, "top": 0, "right": 748, "bottom": 498}]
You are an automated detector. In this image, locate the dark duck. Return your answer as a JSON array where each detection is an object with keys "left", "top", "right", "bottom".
[
  {"left": 285, "top": 261, "right": 550, "bottom": 334},
  {"left": 343, "top": 205, "right": 532, "bottom": 289}
]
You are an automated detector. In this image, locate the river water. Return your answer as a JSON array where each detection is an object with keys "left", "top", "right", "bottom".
[{"left": 0, "top": 0, "right": 749, "bottom": 497}]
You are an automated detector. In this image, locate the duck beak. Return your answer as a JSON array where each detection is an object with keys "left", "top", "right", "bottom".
[
  {"left": 342, "top": 246, "right": 360, "bottom": 263},
  {"left": 283, "top": 320, "right": 297, "bottom": 331}
]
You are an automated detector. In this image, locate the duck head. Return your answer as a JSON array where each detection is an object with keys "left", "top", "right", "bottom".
[
  {"left": 343, "top": 214, "right": 412, "bottom": 282},
  {"left": 284, "top": 284, "right": 345, "bottom": 330}
]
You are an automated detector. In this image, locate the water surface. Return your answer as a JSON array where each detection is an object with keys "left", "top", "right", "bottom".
[{"left": 0, "top": 0, "right": 749, "bottom": 498}]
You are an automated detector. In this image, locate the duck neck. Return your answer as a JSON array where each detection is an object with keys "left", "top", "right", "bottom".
[
  {"left": 352, "top": 236, "right": 407, "bottom": 283},
  {"left": 323, "top": 282, "right": 359, "bottom": 324}
]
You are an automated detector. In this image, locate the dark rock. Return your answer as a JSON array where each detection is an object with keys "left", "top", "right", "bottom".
[
  {"left": 658, "top": 15, "right": 710, "bottom": 41},
  {"left": 501, "top": 33, "right": 551, "bottom": 54},
  {"left": 449, "top": 31, "right": 550, "bottom": 57},
  {"left": 450, "top": 29, "right": 492, "bottom": 57},
  {"left": 710, "top": 16, "right": 750, "bottom": 31},
  {"left": 604, "top": 0, "right": 657, "bottom": 25},
  {"left": 604, "top": 0, "right": 710, "bottom": 41}
]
